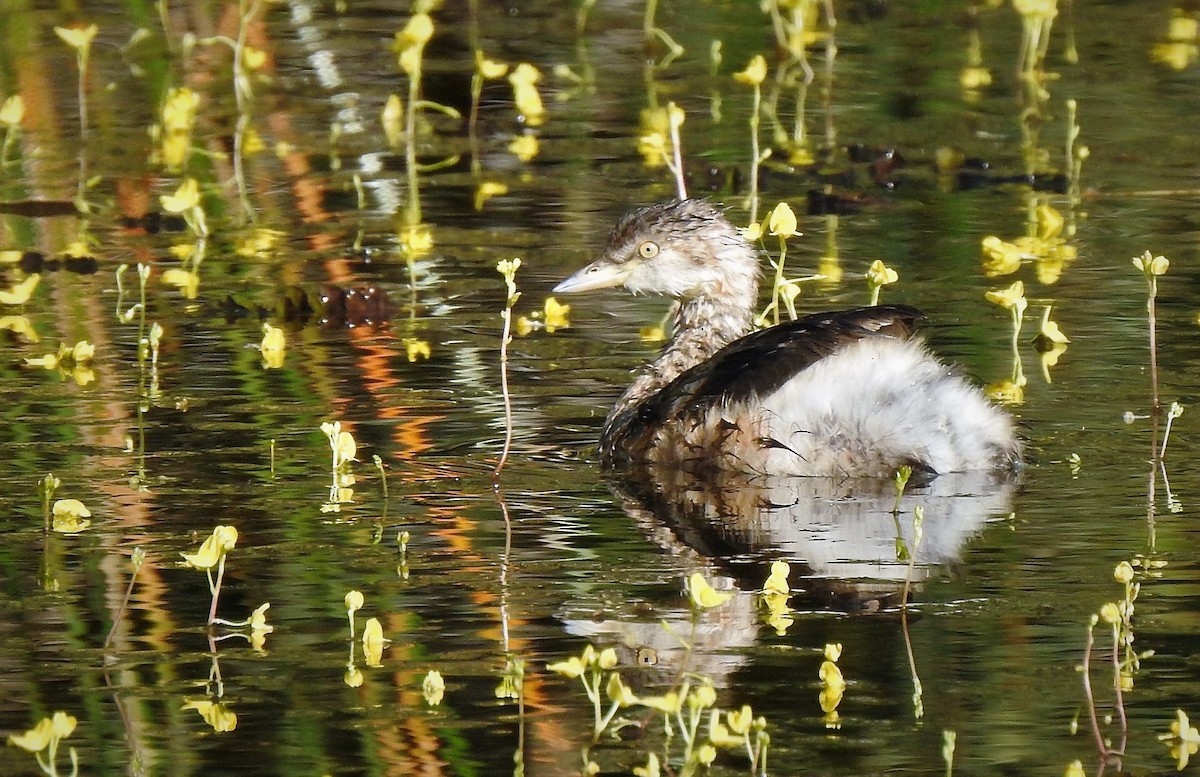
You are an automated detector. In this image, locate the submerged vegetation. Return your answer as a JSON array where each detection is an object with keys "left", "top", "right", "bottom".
[{"left": 1, "top": 0, "right": 1198, "bottom": 775}]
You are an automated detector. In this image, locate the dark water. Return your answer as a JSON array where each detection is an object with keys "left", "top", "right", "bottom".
[{"left": 1, "top": 1, "right": 1198, "bottom": 775}]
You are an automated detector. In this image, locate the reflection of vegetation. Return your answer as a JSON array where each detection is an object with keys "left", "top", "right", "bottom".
[
  {"left": 550, "top": 574, "right": 771, "bottom": 775},
  {"left": 1, "top": 1, "right": 1198, "bottom": 774}
]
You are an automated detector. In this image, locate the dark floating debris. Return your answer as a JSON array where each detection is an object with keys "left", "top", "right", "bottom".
[
  {"left": 17, "top": 251, "right": 98, "bottom": 275},
  {"left": 806, "top": 188, "right": 877, "bottom": 216},
  {"left": 224, "top": 283, "right": 391, "bottom": 329},
  {"left": 0, "top": 200, "right": 79, "bottom": 218},
  {"left": 119, "top": 211, "right": 189, "bottom": 234}
]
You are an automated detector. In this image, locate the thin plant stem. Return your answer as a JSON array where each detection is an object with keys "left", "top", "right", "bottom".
[
  {"left": 1110, "top": 623, "right": 1128, "bottom": 755},
  {"left": 104, "top": 552, "right": 145, "bottom": 649},
  {"left": 747, "top": 83, "right": 761, "bottom": 225},
  {"left": 772, "top": 238, "right": 788, "bottom": 326},
  {"left": 668, "top": 108, "right": 687, "bottom": 200},
  {"left": 493, "top": 306, "right": 515, "bottom": 481},
  {"left": 207, "top": 556, "right": 226, "bottom": 625},
  {"left": 1146, "top": 275, "right": 1160, "bottom": 417}
]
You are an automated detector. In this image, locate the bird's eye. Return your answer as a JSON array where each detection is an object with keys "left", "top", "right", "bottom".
[{"left": 637, "top": 241, "right": 660, "bottom": 259}]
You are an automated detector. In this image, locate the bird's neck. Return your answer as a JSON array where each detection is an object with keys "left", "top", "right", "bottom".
[{"left": 610, "top": 280, "right": 758, "bottom": 421}]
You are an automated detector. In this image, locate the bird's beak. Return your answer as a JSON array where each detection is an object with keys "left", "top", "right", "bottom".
[{"left": 552, "top": 259, "right": 634, "bottom": 294}]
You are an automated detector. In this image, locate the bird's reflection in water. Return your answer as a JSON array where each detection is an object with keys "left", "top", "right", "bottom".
[{"left": 564, "top": 469, "right": 1016, "bottom": 687}]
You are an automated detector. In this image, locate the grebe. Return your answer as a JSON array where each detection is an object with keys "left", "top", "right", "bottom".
[{"left": 554, "top": 199, "right": 1019, "bottom": 478}]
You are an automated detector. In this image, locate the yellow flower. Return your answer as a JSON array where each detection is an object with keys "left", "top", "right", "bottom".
[
  {"left": 981, "top": 235, "right": 1024, "bottom": 276},
  {"left": 181, "top": 525, "right": 239, "bottom": 570},
  {"left": 382, "top": 94, "right": 404, "bottom": 147},
  {"left": 605, "top": 673, "right": 638, "bottom": 706},
  {"left": 182, "top": 700, "right": 237, "bottom": 732},
  {"left": 160, "top": 178, "right": 201, "bottom": 213},
  {"left": 637, "top": 131, "right": 666, "bottom": 167},
  {"left": 160, "top": 132, "right": 191, "bottom": 170},
  {"left": 632, "top": 752, "right": 660, "bottom": 777},
  {"left": 865, "top": 259, "right": 898, "bottom": 287},
  {"left": 0, "top": 274, "right": 40, "bottom": 305},
  {"left": 819, "top": 660, "right": 845, "bottom": 693},
  {"left": 52, "top": 499, "right": 92, "bottom": 533},
  {"left": 473, "top": 180, "right": 508, "bottom": 211},
  {"left": 1132, "top": 250, "right": 1169, "bottom": 277},
  {"left": 638, "top": 691, "right": 681, "bottom": 714},
  {"left": 1114, "top": 561, "right": 1134, "bottom": 584},
  {"left": 547, "top": 656, "right": 586, "bottom": 678},
  {"left": 1098, "top": 602, "right": 1121, "bottom": 624},
  {"left": 235, "top": 228, "right": 283, "bottom": 258},
  {"left": 249, "top": 603, "right": 272, "bottom": 632},
  {"left": 162, "top": 268, "right": 200, "bottom": 299},
  {"left": 733, "top": 54, "right": 768, "bottom": 86},
  {"left": 53, "top": 498, "right": 91, "bottom": 520},
  {"left": 1167, "top": 12, "right": 1200, "bottom": 42},
  {"left": 763, "top": 560, "right": 790, "bottom": 595},
  {"left": 1039, "top": 342, "right": 1068, "bottom": 381},
  {"left": 71, "top": 340, "right": 95, "bottom": 362},
  {"left": 508, "top": 63, "right": 546, "bottom": 127},
  {"left": 708, "top": 716, "right": 745, "bottom": 748},
  {"left": 476, "top": 53, "right": 508, "bottom": 79},
  {"left": 8, "top": 717, "right": 55, "bottom": 752},
  {"left": 162, "top": 87, "right": 200, "bottom": 132},
  {"left": 1037, "top": 307, "right": 1070, "bottom": 344},
  {"left": 985, "top": 376, "right": 1026, "bottom": 405},
  {"left": 767, "top": 201, "right": 798, "bottom": 238},
  {"left": 422, "top": 669, "right": 445, "bottom": 705},
  {"left": 399, "top": 222, "right": 434, "bottom": 259},
  {"left": 688, "top": 572, "right": 733, "bottom": 609},
  {"left": 985, "top": 280, "right": 1027, "bottom": 312},
  {"left": 54, "top": 24, "right": 99, "bottom": 52},
  {"left": 242, "top": 46, "right": 267, "bottom": 71},
  {"left": 242, "top": 126, "right": 265, "bottom": 155},
  {"left": 1035, "top": 203, "right": 1065, "bottom": 241},
  {"left": 1064, "top": 759, "right": 1085, "bottom": 777},
  {"left": 335, "top": 431, "right": 357, "bottom": 463},
  {"left": 396, "top": 13, "right": 434, "bottom": 48},
  {"left": 690, "top": 682, "right": 717, "bottom": 709},
  {"left": 696, "top": 744, "right": 717, "bottom": 765},
  {"left": 345, "top": 590, "right": 364, "bottom": 613},
  {"left": 25, "top": 353, "right": 59, "bottom": 369},
  {"left": 543, "top": 297, "right": 570, "bottom": 333},
  {"left": 1151, "top": 41, "right": 1197, "bottom": 70},
  {"left": 7, "top": 712, "right": 76, "bottom": 753},
  {"left": 394, "top": 14, "right": 434, "bottom": 74},
  {"left": 260, "top": 322, "right": 285, "bottom": 353},
  {"left": 404, "top": 338, "right": 431, "bottom": 362},
  {"left": 727, "top": 704, "right": 754, "bottom": 735},
  {"left": 0, "top": 95, "right": 24, "bottom": 126},
  {"left": 0, "top": 315, "right": 38, "bottom": 342},
  {"left": 597, "top": 647, "right": 618, "bottom": 669},
  {"left": 1013, "top": 0, "right": 1058, "bottom": 21},
  {"left": 362, "top": 617, "right": 386, "bottom": 666},
  {"left": 960, "top": 66, "right": 992, "bottom": 89},
  {"left": 824, "top": 642, "right": 843, "bottom": 662},
  {"left": 1160, "top": 709, "right": 1200, "bottom": 770},
  {"left": 667, "top": 102, "right": 685, "bottom": 132},
  {"left": 508, "top": 133, "right": 539, "bottom": 162}
]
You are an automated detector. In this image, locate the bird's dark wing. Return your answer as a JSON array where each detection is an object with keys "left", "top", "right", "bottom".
[
  {"left": 686, "top": 304, "right": 924, "bottom": 403},
  {"left": 602, "top": 305, "right": 924, "bottom": 462}
]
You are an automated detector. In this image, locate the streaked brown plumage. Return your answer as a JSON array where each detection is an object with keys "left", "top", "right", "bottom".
[{"left": 555, "top": 199, "right": 1020, "bottom": 478}]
